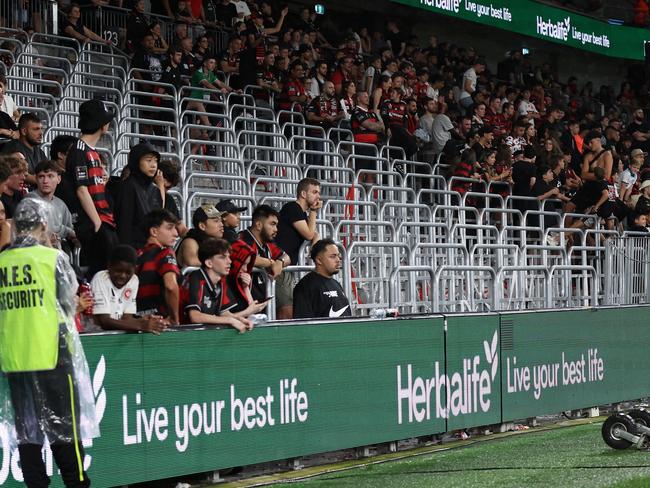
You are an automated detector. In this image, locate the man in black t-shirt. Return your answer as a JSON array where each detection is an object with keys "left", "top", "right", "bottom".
[
  {"left": 511, "top": 145, "right": 537, "bottom": 220},
  {"left": 275, "top": 178, "right": 322, "bottom": 319},
  {"left": 628, "top": 109, "right": 650, "bottom": 153},
  {"left": 294, "top": 239, "right": 351, "bottom": 320}
]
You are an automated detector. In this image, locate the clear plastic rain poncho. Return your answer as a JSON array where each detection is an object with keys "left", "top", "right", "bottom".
[{"left": 0, "top": 198, "right": 99, "bottom": 447}]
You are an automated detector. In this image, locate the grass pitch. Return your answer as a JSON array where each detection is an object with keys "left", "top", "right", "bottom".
[{"left": 272, "top": 422, "right": 650, "bottom": 487}]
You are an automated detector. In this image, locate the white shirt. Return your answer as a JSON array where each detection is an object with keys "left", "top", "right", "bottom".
[
  {"left": 1, "top": 94, "right": 18, "bottom": 121},
  {"left": 91, "top": 271, "right": 138, "bottom": 320},
  {"left": 517, "top": 100, "right": 538, "bottom": 117},
  {"left": 459, "top": 67, "right": 477, "bottom": 100},
  {"left": 431, "top": 113, "right": 454, "bottom": 153},
  {"left": 231, "top": 0, "right": 251, "bottom": 18},
  {"left": 619, "top": 169, "right": 638, "bottom": 195}
]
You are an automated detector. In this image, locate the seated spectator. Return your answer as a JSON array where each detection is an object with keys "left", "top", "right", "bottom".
[
  {"left": 177, "top": 204, "right": 225, "bottom": 268},
  {"left": 230, "top": 205, "right": 289, "bottom": 310},
  {"left": 381, "top": 88, "right": 417, "bottom": 158},
  {"left": 114, "top": 143, "right": 164, "bottom": 249},
  {"left": 91, "top": 245, "right": 168, "bottom": 334},
  {"left": 331, "top": 57, "right": 353, "bottom": 97},
  {"left": 126, "top": 0, "right": 150, "bottom": 52},
  {"left": 0, "top": 75, "right": 20, "bottom": 124},
  {"left": 216, "top": 199, "right": 246, "bottom": 243},
  {"left": 0, "top": 153, "right": 26, "bottom": 218},
  {"left": 619, "top": 150, "right": 643, "bottom": 205},
  {"left": 278, "top": 60, "right": 310, "bottom": 112},
  {"left": 61, "top": 3, "right": 111, "bottom": 46},
  {"left": 131, "top": 33, "right": 163, "bottom": 83},
  {"left": 351, "top": 90, "right": 385, "bottom": 165},
  {"left": 627, "top": 212, "right": 648, "bottom": 233},
  {"left": 150, "top": 22, "right": 169, "bottom": 56},
  {"left": 157, "top": 159, "right": 188, "bottom": 236},
  {"left": 471, "top": 125, "right": 494, "bottom": 163},
  {"left": 189, "top": 55, "right": 233, "bottom": 127},
  {"left": 1, "top": 113, "right": 46, "bottom": 186},
  {"left": 192, "top": 35, "right": 211, "bottom": 68},
  {"left": 26, "top": 160, "right": 76, "bottom": 249},
  {"left": 635, "top": 180, "right": 650, "bottom": 215},
  {"left": 567, "top": 166, "right": 625, "bottom": 231},
  {"left": 372, "top": 75, "right": 392, "bottom": 114},
  {"left": 136, "top": 209, "right": 180, "bottom": 325},
  {"left": 275, "top": 179, "right": 322, "bottom": 319},
  {"left": 293, "top": 238, "right": 351, "bottom": 319},
  {"left": 180, "top": 238, "right": 267, "bottom": 331}
]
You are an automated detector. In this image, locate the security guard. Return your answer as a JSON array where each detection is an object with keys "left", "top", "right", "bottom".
[{"left": 0, "top": 198, "right": 98, "bottom": 488}]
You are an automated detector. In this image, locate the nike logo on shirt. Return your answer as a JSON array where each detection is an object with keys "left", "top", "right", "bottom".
[{"left": 329, "top": 305, "right": 349, "bottom": 318}]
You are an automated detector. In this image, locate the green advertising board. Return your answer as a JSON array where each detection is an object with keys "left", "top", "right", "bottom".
[
  {"left": 391, "top": 0, "right": 650, "bottom": 60},
  {"left": 500, "top": 307, "right": 650, "bottom": 420},
  {"left": 0, "top": 317, "right": 446, "bottom": 487},
  {"left": 445, "top": 314, "right": 501, "bottom": 431},
  {"left": 0, "top": 307, "right": 649, "bottom": 487}
]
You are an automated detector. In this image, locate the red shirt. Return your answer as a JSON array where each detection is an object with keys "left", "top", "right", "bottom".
[
  {"left": 136, "top": 243, "right": 180, "bottom": 316},
  {"left": 278, "top": 78, "right": 308, "bottom": 111},
  {"left": 351, "top": 106, "right": 382, "bottom": 144}
]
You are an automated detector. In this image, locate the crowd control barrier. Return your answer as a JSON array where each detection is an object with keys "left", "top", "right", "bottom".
[{"left": 0, "top": 305, "right": 649, "bottom": 487}]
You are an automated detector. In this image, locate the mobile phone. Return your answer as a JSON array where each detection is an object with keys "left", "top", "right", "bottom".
[{"left": 264, "top": 295, "right": 274, "bottom": 300}]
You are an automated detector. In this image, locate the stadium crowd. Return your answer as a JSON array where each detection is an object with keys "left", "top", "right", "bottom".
[{"left": 2, "top": 0, "right": 650, "bottom": 332}]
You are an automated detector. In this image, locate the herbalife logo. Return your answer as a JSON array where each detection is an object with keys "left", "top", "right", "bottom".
[
  {"left": 0, "top": 356, "right": 106, "bottom": 485},
  {"left": 536, "top": 16, "right": 570, "bottom": 41},
  {"left": 396, "top": 331, "right": 498, "bottom": 423}
]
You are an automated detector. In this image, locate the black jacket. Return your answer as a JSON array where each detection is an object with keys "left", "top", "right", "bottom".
[{"left": 113, "top": 143, "right": 163, "bottom": 249}]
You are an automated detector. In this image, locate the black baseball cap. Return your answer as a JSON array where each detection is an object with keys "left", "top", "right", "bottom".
[
  {"left": 78, "top": 98, "right": 114, "bottom": 133},
  {"left": 216, "top": 199, "right": 247, "bottom": 214}
]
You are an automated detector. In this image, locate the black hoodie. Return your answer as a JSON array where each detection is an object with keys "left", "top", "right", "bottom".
[{"left": 114, "top": 143, "right": 163, "bottom": 249}]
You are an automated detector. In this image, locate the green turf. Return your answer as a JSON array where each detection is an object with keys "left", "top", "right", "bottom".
[{"left": 275, "top": 423, "right": 650, "bottom": 487}]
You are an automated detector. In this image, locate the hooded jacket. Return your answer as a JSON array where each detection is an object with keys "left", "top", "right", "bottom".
[{"left": 114, "top": 143, "right": 163, "bottom": 249}]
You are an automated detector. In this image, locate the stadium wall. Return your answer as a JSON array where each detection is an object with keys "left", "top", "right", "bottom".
[{"left": 0, "top": 306, "right": 648, "bottom": 487}]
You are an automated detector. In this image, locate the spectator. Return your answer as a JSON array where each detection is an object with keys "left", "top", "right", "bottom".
[
  {"left": 567, "top": 166, "right": 623, "bottom": 231},
  {"left": 635, "top": 180, "right": 650, "bottom": 215},
  {"left": 331, "top": 57, "right": 353, "bottom": 97},
  {"left": 216, "top": 199, "right": 247, "bottom": 243},
  {"left": 309, "top": 60, "right": 329, "bottom": 98},
  {"left": 131, "top": 33, "right": 163, "bottom": 82},
  {"left": 278, "top": 60, "right": 310, "bottom": 112},
  {"left": 91, "top": 245, "right": 168, "bottom": 333},
  {"left": 180, "top": 238, "right": 267, "bottom": 330},
  {"left": 511, "top": 145, "right": 538, "bottom": 215},
  {"left": 619, "top": 151, "right": 643, "bottom": 205},
  {"left": 306, "top": 80, "right": 344, "bottom": 161},
  {"left": 293, "top": 238, "right": 351, "bottom": 319},
  {"left": 157, "top": 159, "right": 187, "bottom": 236},
  {"left": 627, "top": 212, "right": 648, "bottom": 233},
  {"left": 371, "top": 74, "right": 391, "bottom": 114},
  {"left": 472, "top": 125, "right": 494, "bottom": 163},
  {"left": 192, "top": 35, "right": 211, "bottom": 68},
  {"left": 1, "top": 112, "right": 46, "bottom": 186},
  {"left": 126, "top": 0, "right": 150, "bottom": 51},
  {"left": 0, "top": 199, "right": 8, "bottom": 250},
  {"left": 61, "top": 3, "right": 111, "bottom": 46},
  {"left": 136, "top": 209, "right": 180, "bottom": 324},
  {"left": 0, "top": 75, "right": 20, "bottom": 123},
  {"left": 352, "top": 90, "right": 385, "bottom": 149},
  {"left": 385, "top": 21, "right": 406, "bottom": 57},
  {"left": 581, "top": 131, "right": 613, "bottom": 182},
  {"left": 339, "top": 80, "right": 356, "bottom": 120},
  {"left": 177, "top": 204, "right": 225, "bottom": 268},
  {"left": 628, "top": 108, "right": 650, "bottom": 153},
  {"left": 218, "top": 36, "right": 242, "bottom": 84},
  {"left": 215, "top": 0, "right": 238, "bottom": 27},
  {"left": 381, "top": 88, "right": 417, "bottom": 158},
  {"left": 26, "top": 160, "right": 76, "bottom": 249},
  {"left": 175, "top": 0, "right": 201, "bottom": 24},
  {"left": 150, "top": 22, "right": 169, "bottom": 56},
  {"left": 0, "top": 153, "right": 26, "bottom": 218},
  {"left": 275, "top": 178, "right": 322, "bottom": 319},
  {"left": 229, "top": 204, "right": 288, "bottom": 308},
  {"left": 114, "top": 142, "right": 164, "bottom": 249},
  {"left": 255, "top": 51, "right": 282, "bottom": 108},
  {"left": 190, "top": 55, "right": 233, "bottom": 127},
  {"left": 63, "top": 99, "right": 118, "bottom": 276},
  {"left": 517, "top": 89, "right": 539, "bottom": 119},
  {"left": 458, "top": 58, "right": 486, "bottom": 113}
]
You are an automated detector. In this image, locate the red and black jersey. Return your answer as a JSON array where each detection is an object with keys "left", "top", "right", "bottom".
[
  {"left": 179, "top": 267, "right": 236, "bottom": 324},
  {"left": 306, "top": 95, "right": 340, "bottom": 128},
  {"left": 380, "top": 99, "right": 407, "bottom": 128},
  {"left": 278, "top": 78, "right": 308, "bottom": 111},
  {"left": 255, "top": 67, "right": 276, "bottom": 100},
  {"left": 413, "top": 81, "right": 431, "bottom": 105},
  {"left": 351, "top": 106, "right": 382, "bottom": 144},
  {"left": 136, "top": 243, "right": 180, "bottom": 316},
  {"left": 65, "top": 139, "right": 115, "bottom": 231},
  {"left": 231, "top": 229, "right": 283, "bottom": 302},
  {"left": 451, "top": 160, "right": 475, "bottom": 195}
]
